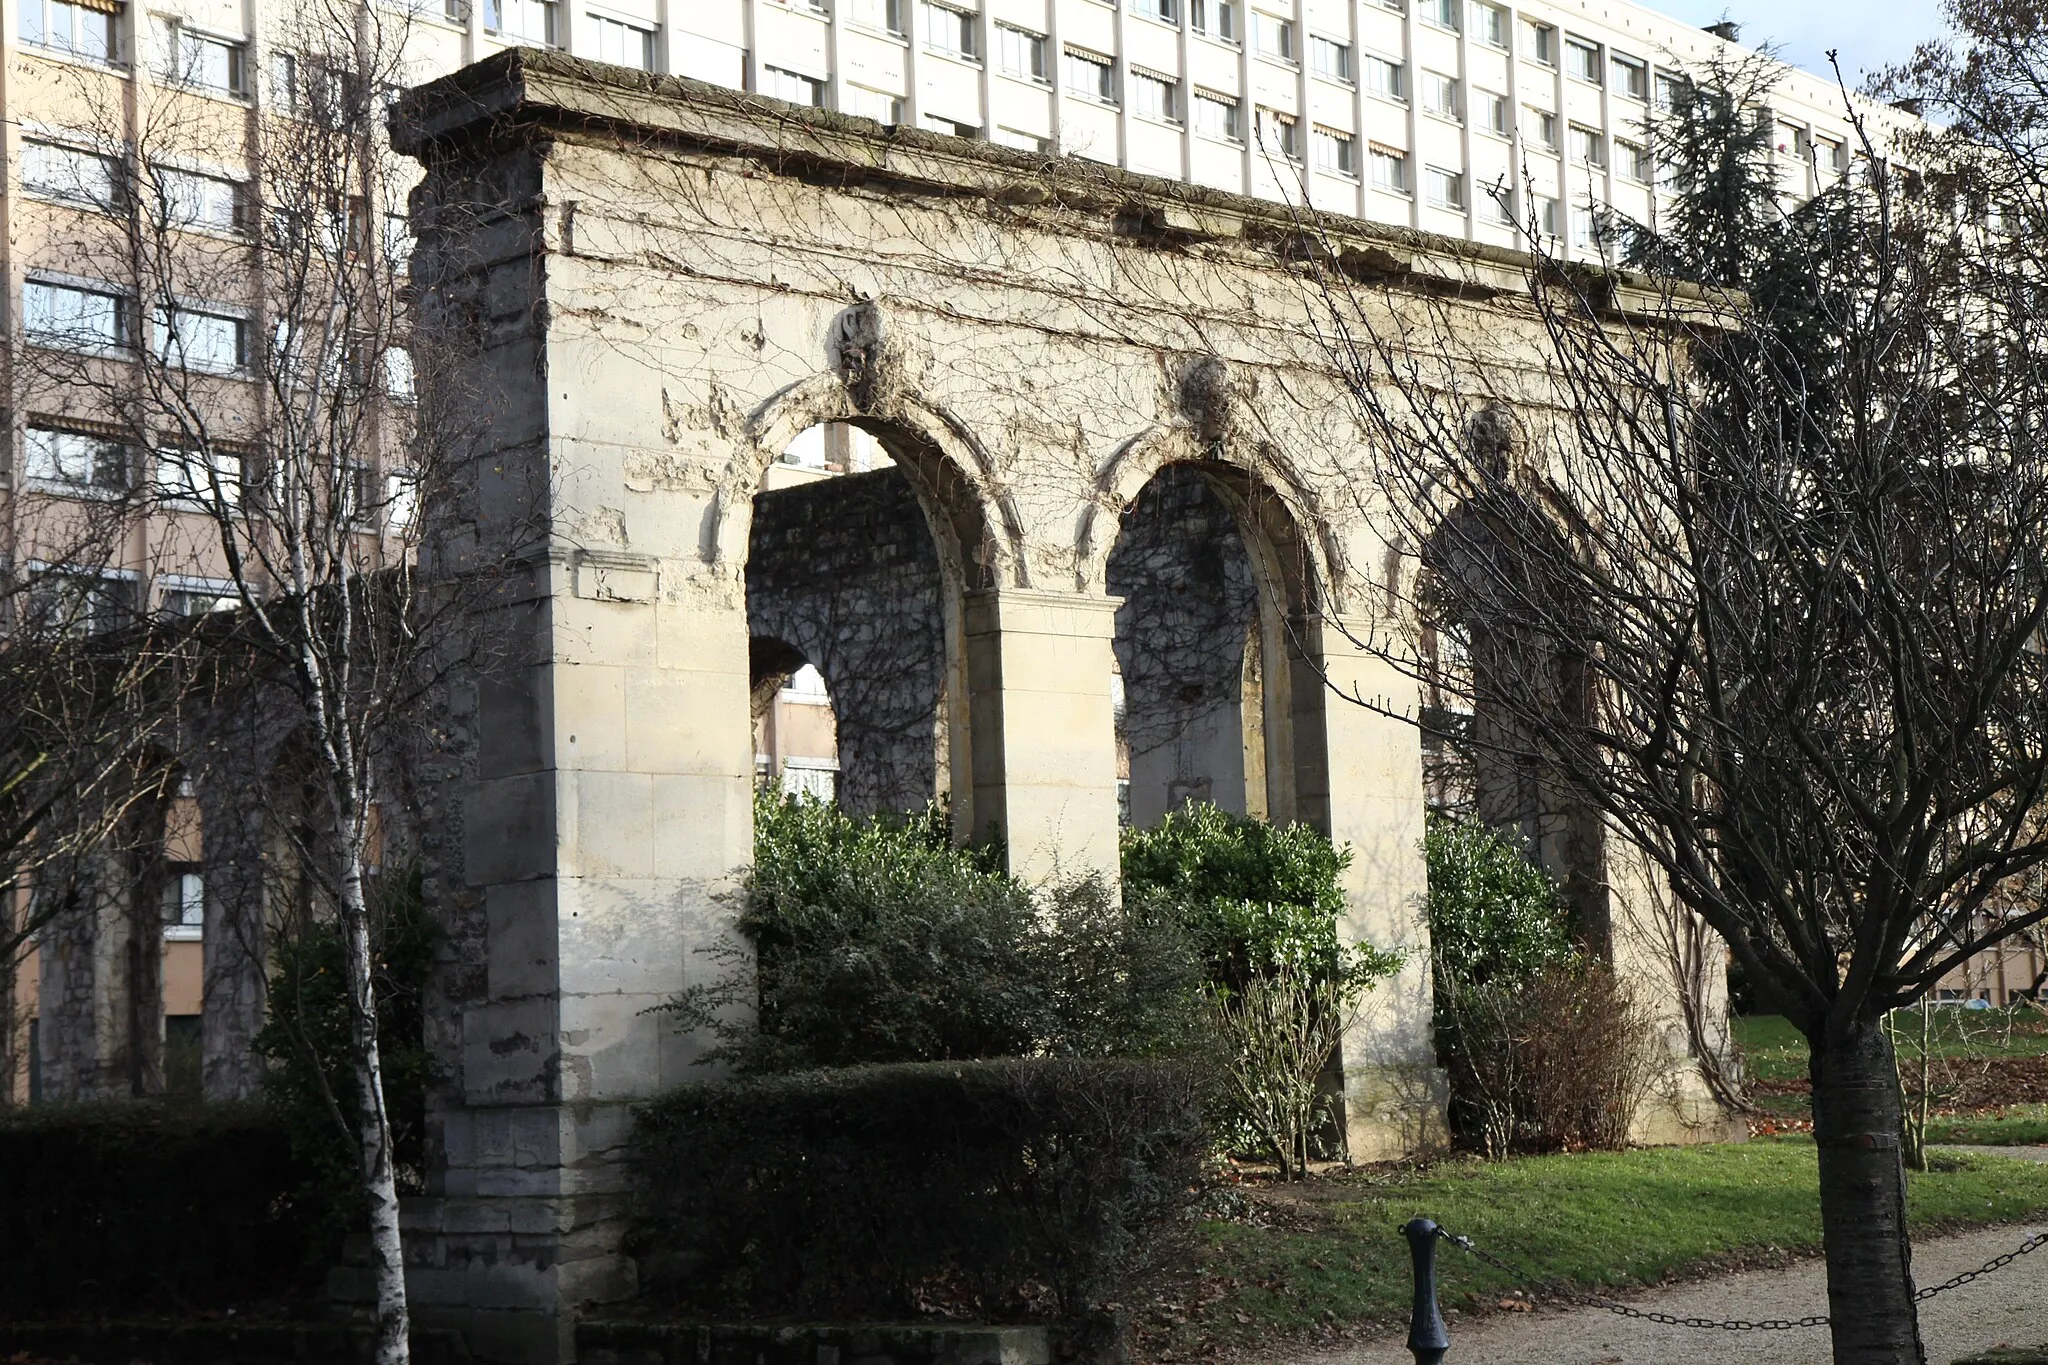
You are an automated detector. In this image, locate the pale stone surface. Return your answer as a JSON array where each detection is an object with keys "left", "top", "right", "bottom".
[{"left": 393, "top": 51, "right": 1739, "bottom": 1359}]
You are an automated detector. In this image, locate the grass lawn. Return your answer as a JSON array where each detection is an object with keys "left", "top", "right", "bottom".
[
  {"left": 1733, "top": 1009, "right": 2048, "bottom": 1086},
  {"left": 1137, "top": 1140, "right": 2048, "bottom": 1360},
  {"left": 1929, "top": 1104, "right": 2048, "bottom": 1146}
]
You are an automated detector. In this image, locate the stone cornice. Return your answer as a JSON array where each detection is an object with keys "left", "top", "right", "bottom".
[{"left": 391, "top": 47, "right": 1738, "bottom": 325}]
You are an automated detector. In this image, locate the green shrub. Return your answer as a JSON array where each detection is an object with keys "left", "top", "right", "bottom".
[
  {"left": 628, "top": 1058, "right": 1211, "bottom": 1320},
  {"left": 667, "top": 794, "right": 1208, "bottom": 1069},
  {"left": 0, "top": 1101, "right": 320, "bottom": 1316},
  {"left": 1422, "top": 816, "right": 1653, "bottom": 1154},
  {"left": 253, "top": 862, "right": 436, "bottom": 1254},
  {"left": 1423, "top": 814, "right": 1574, "bottom": 987},
  {"left": 1122, "top": 802, "right": 1400, "bottom": 993}
]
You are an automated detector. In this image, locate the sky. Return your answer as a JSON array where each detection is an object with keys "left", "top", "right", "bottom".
[{"left": 1655, "top": 0, "right": 1950, "bottom": 89}]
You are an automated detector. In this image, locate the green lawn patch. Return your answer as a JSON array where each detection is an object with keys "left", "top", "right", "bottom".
[
  {"left": 1733, "top": 1009, "right": 2048, "bottom": 1087},
  {"left": 1136, "top": 1141, "right": 2048, "bottom": 1361},
  {"left": 1928, "top": 1105, "right": 2048, "bottom": 1147}
]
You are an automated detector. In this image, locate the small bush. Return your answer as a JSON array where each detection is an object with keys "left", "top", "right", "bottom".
[
  {"left": 1424, "top": 815, "right": 1654, "bottom": 1154},
  {"left": 628, "top": 1058, "right": 1211, "bottom": 1321},
  {"left": 253, "top": 862, "right": 436, "bottom": 1255},
  {"left": 0, "top": 1101, "right": 319, "bottom": 1316},
  {"left": 667, "top": 794, "right": 1208, "bottom": 1069},
  {"left": 1123, "top": 803, "right": 1397, "bottom": 993}
]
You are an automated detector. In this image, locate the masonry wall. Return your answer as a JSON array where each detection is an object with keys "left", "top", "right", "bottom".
[{"left": 746, "top": 466, "right": 946, "bottom": 815}]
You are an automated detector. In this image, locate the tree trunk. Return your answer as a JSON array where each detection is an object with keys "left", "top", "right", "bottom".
[
  {"left": 1811, "top": 1018, "right": 1925, "bottom": 1365},
  {"left": 339, "top": 852, "right": 409, "bottom": 1365}
]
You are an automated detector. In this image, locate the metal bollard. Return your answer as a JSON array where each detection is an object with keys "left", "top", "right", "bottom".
[{"left": 1403, "top": 1218, "right": 1451, "bottom": 1365}]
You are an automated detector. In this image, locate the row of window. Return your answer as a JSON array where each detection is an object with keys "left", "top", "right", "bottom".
[
  {"left": 19, "top": 0, "right": 660, "bottom": 79},
  {"left": 22, "top": 279, "right": 417, "bottom": 392},
  {"left": 23, "top": 423, "right": 416, "bottom": 516},
  {"left": 19, "top": 137, "right": 415, "bottom": 262}
]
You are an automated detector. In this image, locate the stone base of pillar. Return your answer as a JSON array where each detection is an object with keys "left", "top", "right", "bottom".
[
  {"left": 400, "top": 1192, "right": 635, "bottom": 1365},
  {"left": 1342, "top": 1062, "right": 1452, "bottom": 1163},
  {"left": 1630, "top": 1062, "right": 1750, "bottom": 1147}
]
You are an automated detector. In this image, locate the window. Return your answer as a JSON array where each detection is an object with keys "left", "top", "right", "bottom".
[
  {"left": 847, "top": 0, "right": 901, "bottom": 33},
  {"left": 1365, "top": 54, "right": 1405, "bottom": 101},
  {"left": 762, "top": 65, "right": 825, "bottom": 107},
  {"left": 1253, "top": 11, "right": 1293, "bottom": 62},
  {"left": 385, "top": 470, "right": 421, "bottom": 533},
  {"left": 1312, "top": 126, "right": 1355, "bottom": 175},
  {"left": 920, "top": 1, "right": 976, "bottom": 60},
  {"left": 991, "top": 126, "right": 1048, "bottom": 152},
  {"left": 1655, "top": 72, "right": 1686, "bottom": 110},
  {"left": 919, "top": 112, "right": 980, "bottom": 137},
  {"left": 1481, "top": 178, "right": 1514, "bottom": 224},
  {"left": 1131, "top": 71, "right": 1178, "bottom": 123},
  {"left": 1521, "top": 20, "right": 1554, "bottom": 65},
  {"left": 1611, "top": 54, "right": 1647, "bottom": 100},
  {"left": 154, "top": 306, "right": 247, "bottom": 373},
  {"left": 157, "top": 167, "right": 248, "bottom": 234},
  {"left": 1423, "top": 0, "right": 1457, "bottom": 29},
  {"left": 995, "top": 24, "right": 1046, "bottom": 81},
  {"left": 24, "top": 279, "right": 129, "bottom": 350},
  {"left": 589, "top": 13, "right": 655, "bottom": 70},
  {"left": 444, "top": 0, "right": 466, "bottom": 20},
  {"left": 154, "top": 447, "right": 243, "bottom": 507},
  {"left": 385, "top": 346, "right": 415, "bottom": 401},
  {"left": 162, "top": 869, "right": 204, "bottom": 939},
  {"left": 19, "top": 0, "right": 119, "bottom": 62},
  {"left": 1570, "top": 201, "right": 1597, "bottom": 248},
  {"left": 29, "top": 568, "right": 136, "bottom": 637},
  {"left": 1311, "top": 35, "right": 1351, "bottom": 83},
  {"left": 1617, "top": 138, "right": 1650, "bottom": 182},
  {"left": 1423, "top": 70, "right": 1460, "bottom": 122},
  {"left": 1469, "top": 1, "right": 1506, "bottom": 48},
  {"left": 1525, "top": 107, "right": 1556, "bottom": 148},
  {"left": 1190, "top": 0, "right": 1236, "bottom": 41},
  {"left": 20, "top": 139, "right": 123, "bottom": 209},
  {"left": 383, "top": 213, "right": 413, "bottom": 270},
  {"left": 843, "top": 83, "right": 903, "bottom": 122},
  {"left": 1254, "top": 107, "right": 1298, "bottom": 159},
  {"left": 1193, "top": 90, "right": 1241, "bottom": 141},
  {"left": 1817, "top": 134, "right": 1848, "bottom": 174},
  {"left": 1425, "top": 164, "right": 1464, "bottom": 210},
  {"left": 1564, "top": 38, "right": 1600, "bottom": 84},
  {"left": 1535, "top": 193, "right": 1559, "bottom": 236},
  {"left": 483, "top": 0, "right": 559, "bottom": 45},
  {"left": 1369, "top": 145, "right": 1408, "bottom": 192},
  {"left": 1477, "top": 91, "right": 1508, "bottom": 137},
  {"left": 154, "top": 19, "right": 247, "bottom": 95},
  {"left": 1063, "top": 47, "right": 1114, "bottom": 103},
  {"left": 1570, "top": 123, "right": 1604, "bottom": 167},
  {"left": 25, "top": 425, "right": 129, "bottom": 491},
  {"left": 159, "top": 581, "right": 236, "bottom": 618},
  {"left": 1127, "top": 0, "right": 1176, "bottom": 22}
]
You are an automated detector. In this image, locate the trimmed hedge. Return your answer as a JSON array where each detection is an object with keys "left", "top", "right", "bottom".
[
  {"left": 628, "top": 1058, "right": 1212, "bottom": 1321},
  {"left": 0, "top": 1101, "right": 323, "bottom": 1316}
]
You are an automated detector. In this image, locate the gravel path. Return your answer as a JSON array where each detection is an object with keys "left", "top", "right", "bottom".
[{"left": 1286, "top": 1157, "right": 2048, "bottom": 1365}]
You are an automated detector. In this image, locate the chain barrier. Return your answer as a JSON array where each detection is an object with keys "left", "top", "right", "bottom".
[{"left": 1430, "top": 1223, "right": 2046, "bottom": 1335}]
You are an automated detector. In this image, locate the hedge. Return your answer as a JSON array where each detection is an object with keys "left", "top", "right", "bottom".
[
  {"left": 627, "top": 1058, "right": 1212, "bottom": 1321},
  {"left": 0, "top": 1101, "right": 324, "bottom": 1316}
]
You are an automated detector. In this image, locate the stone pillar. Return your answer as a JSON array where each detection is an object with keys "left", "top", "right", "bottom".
[
  {"left": 963, "top": 589, "right": 1123, "bottom": 883},
  {"left": 34, "top": 842, "right": 138, "bottom": 1102},
  {"left": 1312, "top": 616, "right": 1448, "bottom": 1161},
  {"left": 197, "top": 737, "right": 282, "bottom": 1100}
]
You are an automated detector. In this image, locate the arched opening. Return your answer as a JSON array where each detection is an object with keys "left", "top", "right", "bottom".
[
  {"left": 1421, "top": 495, "right": 1610, "bottom": 946},
  {"left": 1105, "top": 460, "right": 1321, "bottom": 830},
  {"left": 743, "top": 420, "right": 955, "bottom": 817}
]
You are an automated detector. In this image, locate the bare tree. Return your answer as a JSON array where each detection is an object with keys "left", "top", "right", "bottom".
[
  {"left": 1286, "top": 61, "right": 2048, "bottom": 1365},
  {"left": 20, "top": 0, "right": 492, "bottom": 1356}
]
